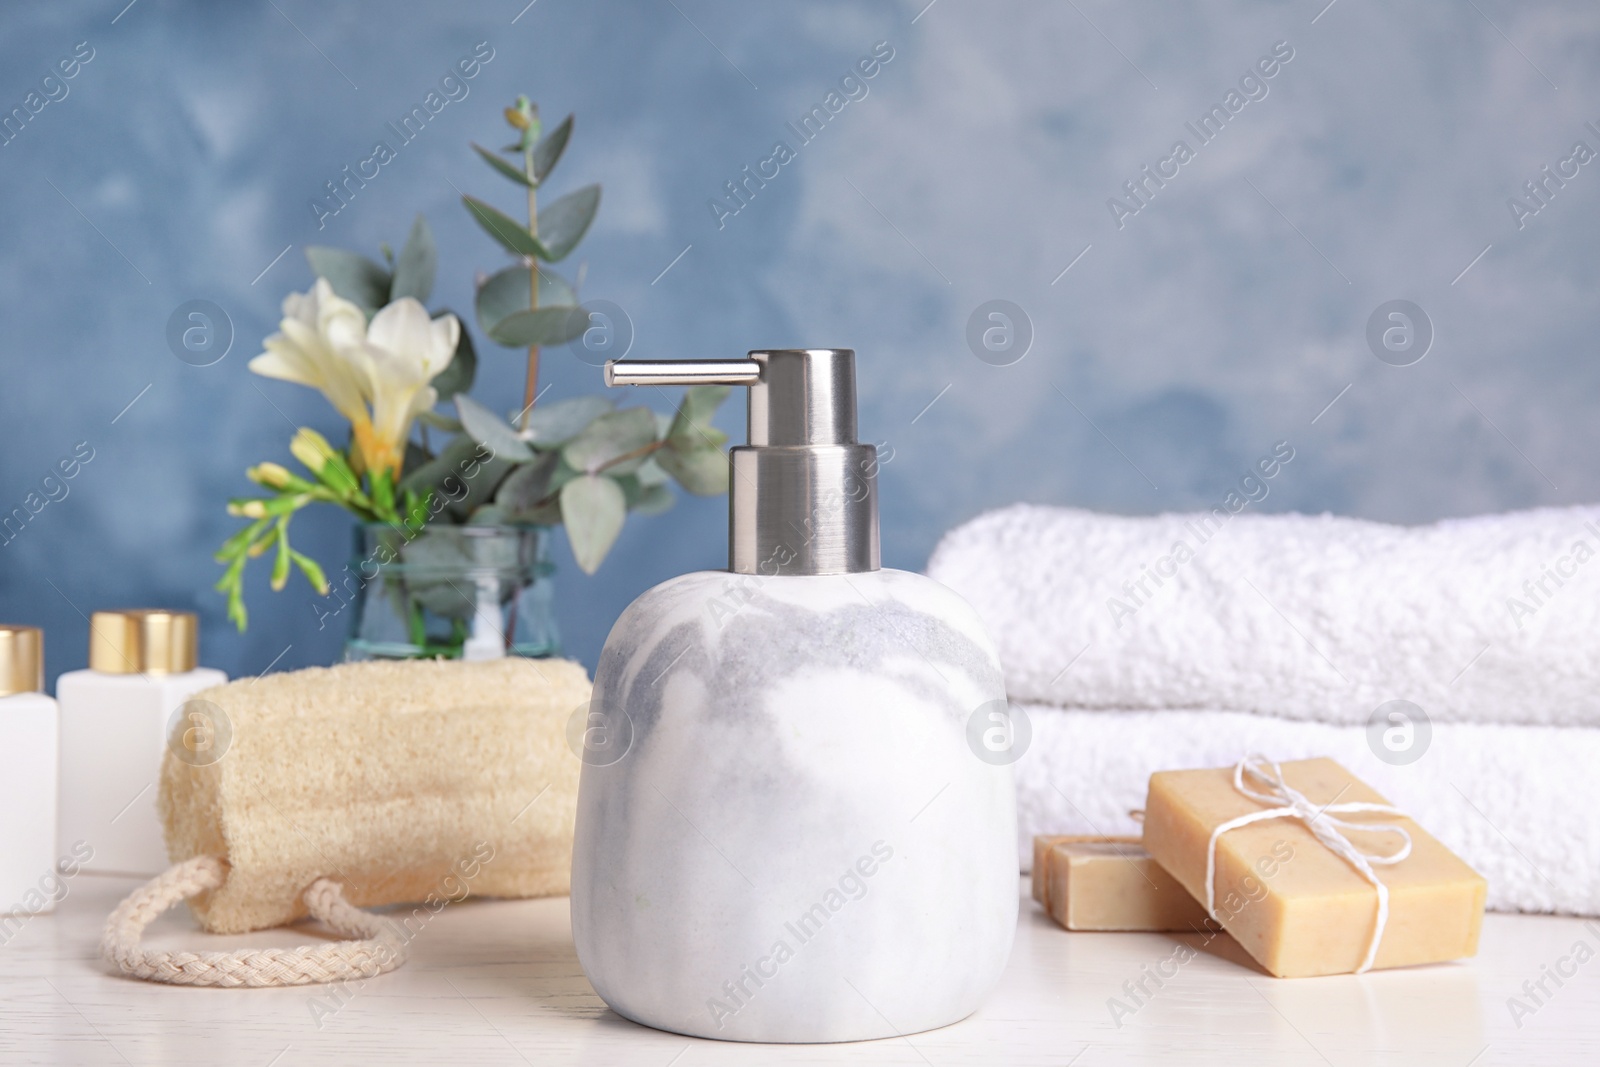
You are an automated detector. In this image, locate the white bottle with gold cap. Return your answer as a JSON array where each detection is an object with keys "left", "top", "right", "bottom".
[
  {"left": 56, "top": 610, "right": 226, "bottom": 877},
  {"left": 1, "top": 625, "right": 59, "bottom": 915}
]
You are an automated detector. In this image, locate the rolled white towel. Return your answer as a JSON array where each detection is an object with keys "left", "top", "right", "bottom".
[
  {"left": 928, "top": 504, "right": 1600, "bottom": 727},
  {"left": 1014, "top": 705, "right": 1598, "bottom": 915}
]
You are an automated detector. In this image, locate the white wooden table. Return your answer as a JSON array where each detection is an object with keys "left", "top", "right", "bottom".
[{"left": 3, "top": 873, "right": 1595, "bottom": 1065}]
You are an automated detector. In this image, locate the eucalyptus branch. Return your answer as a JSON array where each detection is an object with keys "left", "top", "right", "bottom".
[{"left": 522, "top": 134, "right": 541, "bottom": 429}]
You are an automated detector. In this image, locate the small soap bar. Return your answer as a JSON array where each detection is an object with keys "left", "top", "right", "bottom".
[
  {"left": 1041, "top": 836, "right": 1215, "bottom": 932},
  {"left": 1031, "top": 834, "right": 1079, "bottom": 904},
  {"left": 1143, "top": 757, "right": 1487, "bottom": 978}
]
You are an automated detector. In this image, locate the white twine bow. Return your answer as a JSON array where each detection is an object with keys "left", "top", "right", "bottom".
[{"left": 1204, "top": 754, "right": 1413, "bottom": 974}]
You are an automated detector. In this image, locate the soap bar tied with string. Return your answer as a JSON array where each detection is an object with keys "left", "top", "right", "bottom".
[{"left": 1142, "top": 756, "right": 1487, "bottom": 978}]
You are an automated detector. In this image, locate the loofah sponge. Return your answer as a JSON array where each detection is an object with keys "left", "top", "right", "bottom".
[{"left": 159, "top": 657, "right": 590, "bottom": 935}]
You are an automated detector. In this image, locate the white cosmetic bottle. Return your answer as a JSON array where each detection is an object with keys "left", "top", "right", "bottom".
[
  {"left": 1, "top": 625, "right": 59, "bottom": 915},
  {"left": 57, "top": 610, "right": 226, "bottom": 877},
  {"left": 571, "top": 350, "right": 1017, "bottom": 1043}
]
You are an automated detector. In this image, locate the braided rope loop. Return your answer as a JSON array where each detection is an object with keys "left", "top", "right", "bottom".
[{"left": 101, "top": 857, "right": 408, "bottom": 987}]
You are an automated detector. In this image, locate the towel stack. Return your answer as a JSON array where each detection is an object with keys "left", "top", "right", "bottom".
[{"left": 928, "top": 504, "right": 1600, "bottom": 915}]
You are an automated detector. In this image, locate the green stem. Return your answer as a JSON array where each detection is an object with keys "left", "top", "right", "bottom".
[
  {"left": 408, "top": 595, "right": 427, "bottom": 649},
  {"left": 521, "top": 146, "right": 540, "bottom": 430}
]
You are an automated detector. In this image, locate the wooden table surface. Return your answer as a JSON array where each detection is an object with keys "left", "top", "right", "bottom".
[{"left": 2, "top": 873, "right": 1596, "bottom": 1065}]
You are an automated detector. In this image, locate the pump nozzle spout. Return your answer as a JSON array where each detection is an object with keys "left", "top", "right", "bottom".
[
  {"left": 602, "top": 349, "right": 880, "bottom": 576},
  {"left": 604, "top": 359, "right": 762, "bottom": 388}
]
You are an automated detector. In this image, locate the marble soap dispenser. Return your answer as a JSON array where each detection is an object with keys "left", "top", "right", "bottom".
[{"left": 571, "top": 349, "right": 1017, "bottom": 1043}]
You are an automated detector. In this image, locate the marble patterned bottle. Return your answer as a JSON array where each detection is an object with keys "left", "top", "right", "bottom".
[{"left": 571, "top": 350, "right": 1017, "bottom": 1043}]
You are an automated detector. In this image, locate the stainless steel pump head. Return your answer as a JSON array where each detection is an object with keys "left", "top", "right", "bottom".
[{"left": 604, "top": 349, "right": 881, "bottom": 576}]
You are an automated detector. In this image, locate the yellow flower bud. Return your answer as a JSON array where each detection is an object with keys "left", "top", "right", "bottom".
[
  {"left": 228, "top": 500, "right": 269, "bottom": 520},
  {"left": 290, "top": 427, "right": 334, "bottom": 474},
  {"left": 504, "top": 106, "right": 529, "bottom": 130},
  {"left": 248, "top": 462, "right": 292, "bottom": 489}
]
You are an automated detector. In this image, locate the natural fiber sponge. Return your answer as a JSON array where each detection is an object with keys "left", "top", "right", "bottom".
[{"left": 159, "top": 658, "right": 590, "bottom": 935}]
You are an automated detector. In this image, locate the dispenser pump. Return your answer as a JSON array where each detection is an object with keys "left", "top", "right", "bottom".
[{"left": 605, "top": 349, "right": 881, "bottom": 576}]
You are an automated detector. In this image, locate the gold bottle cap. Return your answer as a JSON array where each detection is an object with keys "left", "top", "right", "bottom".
[
  {"left": 89, "top": 610, "right": 199, "bottom": 675},
  {"left": 0, "top": 625, "right": 44, "bottom": 697}
]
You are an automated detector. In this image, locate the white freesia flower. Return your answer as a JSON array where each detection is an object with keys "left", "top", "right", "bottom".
[
  {"left": 249, "top": 279, "right": 458, "bottom": 479},
  {"left": 355, "top": 297, "right": 460, "bottom": 478},
  {"left": 249, "top": 278, "right": 370, "bottom": 425}
]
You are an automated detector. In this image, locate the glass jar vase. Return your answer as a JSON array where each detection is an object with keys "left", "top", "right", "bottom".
[{"left": 344, "top": 522, "right": 558, "bottom": 661}]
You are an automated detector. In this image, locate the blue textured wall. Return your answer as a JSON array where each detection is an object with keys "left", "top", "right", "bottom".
[{"left": 2, "top": 1, "right": 1596, "bottom": 686}]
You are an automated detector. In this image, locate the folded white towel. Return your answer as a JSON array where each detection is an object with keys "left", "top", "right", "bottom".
[
  {"left": 929, "top": 504, "right": 1600, "bottom": 727},
  {"left": 1017, "top": 704, "right": 1597, "bottom": 915}
]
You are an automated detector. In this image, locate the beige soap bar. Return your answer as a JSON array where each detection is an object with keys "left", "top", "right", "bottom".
[
  {"left": 1143, "top": 757, "right": 1487, "bottom": 978},
  {"left": 1031, "top": 834, "right": 1080, "bottom": 904},
  {"left": 1041, "top": 836, "right": 1215, "bottom": 932}
]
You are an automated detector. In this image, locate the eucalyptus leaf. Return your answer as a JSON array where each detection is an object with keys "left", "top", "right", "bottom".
[
  {"left": 657, "top": 441, "right": 730, "bottom": 496},
  {"left": 533, "top": 114, "right": 573, "bottom": 183},
  {"left": 494, "top": 452, "right": 560, "bottom": 519},
  {"left": 399, "top": 434, "right": 495, "bottom": 512},
  {"left": 635, "top": 455, "right": 669, "bottom": 487},
  {"left": 390, "top": 214, "right": 437, "bottom": 303},
  {"left": 393, "top": 533, "right": 477, "bottom": 619},
  {"left": 563, "top": 406, "right": 657, "bottom": 473},
  {"left": 462, "top": 194, "right": 544, "bottom": 257},
  {"left": 489, "top": 306, "right": 587, "bottom": 347},
  {"left": 414, "top": 409, "right": 464, "bottom": 433},
  {"left": 667, "top": 384, "right": 731, "bottom": 444},
  {"left": 402, "top": 440, "right": 433, "bottom": 480},
  {"left": 613, "top": 473, "right": 675, "bottom": 516},
  {"left": 534, "top": 184, "right": 600, "bottom": 261},
  {"left": 548, "top": 457, "right": 582, "bottom": 494},
  {"left": 680, "top": 385, "right": 731, "bottom": 427},
  {"left": 456, "top": 394, "right": 535, "bottom": 461},
  {"left": 428, "top": 309, "right": 476, "bottom": 402},
  {"left": 634, "top": 483, "right": 675, "bottom": 515},
  {"left": 522, "top": 395, "right": 614, "bottom": 448},
  {"left": 523, "top": 501, "right": 564, "bottom": 526},
  {"left": 451, "top": 452, "right": 517, "bottom": 519},
  {"left": 670, "top": 421, "right": 728, "bottom": 452},
  {"left": 475, "top": 266, "right": 577, "bottom": 339},
  {"left": 471, "top": 142, "right": 532, "bottom": 187},
  {"left": 560, "top": 474, "right": 626, "bottom": 574},
  {"left": 304, "top": 247, "right": 391, "bottom": 313}
]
